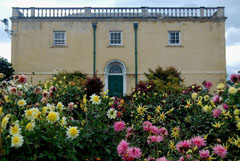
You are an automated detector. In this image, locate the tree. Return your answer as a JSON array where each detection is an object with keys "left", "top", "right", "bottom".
[{"left": 0, "top": 56, "right": 14, "bottom": 81}]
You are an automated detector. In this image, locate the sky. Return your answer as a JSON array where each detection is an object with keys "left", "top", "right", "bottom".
[{"left": 0, "top": 0, "right": 239, "bottom": 76}]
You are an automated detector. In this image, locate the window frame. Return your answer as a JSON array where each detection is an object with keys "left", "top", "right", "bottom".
[
  {"left": 53, "top": 31, "right": 66, "bottom": 46},
  {"left": 168, "top": 31, "right": 181, "bottom": 46},
  {"left": 109, "top": 31, "right": 122, "bottom": 46}
]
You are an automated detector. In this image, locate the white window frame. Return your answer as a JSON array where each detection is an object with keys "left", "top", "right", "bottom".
[
  {"left": 168, "top": 31, "right": 180, "bottom": 46},
  {"left": 109, "top": 31, "right": 122, "bottom": 46},
  {"left": 53, "top": 31, "right": 66, "bottom": 46}
]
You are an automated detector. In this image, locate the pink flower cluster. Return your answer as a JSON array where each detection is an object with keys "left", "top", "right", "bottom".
[
  {"left": 114, "top": 121, "right": 125, "bottom": 132},
  {"left": 143, "top": 121, "right": 168, "bottom": 135},
  {"left": 143, "top": 121, "right": 168, "bottom": 144},
  {"left": 199, "top": 150, "right": 210, "bottom": 159},
  {"left": 178, "top": 155, "right": 191, "bottom": 161},
  {"left": 203, "top": 81, "right": 213, "bottom": 89},
  {"left": 41, "top": 85, "right": 57, "bottom": 104},
  {"left": 212, "top": 144, "right": 227, "bottom": 159},
  {"left": 212, "top": 95, "right": 220, "bottom": 103},
  {"left": 212, "top": 108, "right": 222, "bottom": 118},
  {"left": 176, "top": 140, "right": 192, "bottom": 153},
  {"left": 230, "top": 74, "right": 240, "bottom": 83},
  {"left": 147, "top": 135, "right": 164, "bottom": 144},
  {"left": 117, "top": 140, "right": 141, "bottom": 161},
  {"left": 176, "top": 137, "right": 227, "bottom": 160},
  {"left": 8, "top": 86, "right": 23, "bottom": 96},
  {"left": 14, "top": 75, "right": 27, "bottom": 84},
  {"left": 176, "top": 136, "right": 206, "bottom": 153},
  {"left": 145, "top": 156, "right": 169, "bottom": 161}
]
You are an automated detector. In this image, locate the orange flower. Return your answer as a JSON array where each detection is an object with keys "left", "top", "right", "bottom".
[{"left": 120, "top": 99, "right": 125, "bottom": 105}]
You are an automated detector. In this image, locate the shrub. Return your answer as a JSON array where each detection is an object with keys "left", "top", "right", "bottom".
[
  {"left": 55, "top": 70, "right": 86, "bottom": 82},
  {"left": 0, "top": 57, "right": 14, "bottom": 81},
  {"left": 85, "top": 76, "right": 104, "bottom": 98},
  {"left": 144, "top": 66, "right": 184, "bottom": 93}
]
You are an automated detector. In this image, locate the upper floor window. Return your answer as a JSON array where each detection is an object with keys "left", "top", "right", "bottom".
[
  {"left": 110, "top": 31, "right": 122, "bottom": 45},
  {"left": 168, "top": 31, "right": 180, "bottom": 45},
  {"left": 53, "top": 31, "right": 66, "bottom": 46}
]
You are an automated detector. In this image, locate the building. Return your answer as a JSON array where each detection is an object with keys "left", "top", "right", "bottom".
[{"left": 11, "top": 7, "right": 226, "bottom": 96}]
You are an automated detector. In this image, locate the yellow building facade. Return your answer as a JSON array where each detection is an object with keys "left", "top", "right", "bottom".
[{"left": 11, "top": 7, "right": 226, "bottom": 95}]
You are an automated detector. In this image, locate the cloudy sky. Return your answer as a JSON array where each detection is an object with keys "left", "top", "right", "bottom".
[{"left": 0, "top": 0, "right": 239, "bottom": 76}]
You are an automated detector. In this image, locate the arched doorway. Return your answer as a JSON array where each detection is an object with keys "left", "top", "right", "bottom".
[{"left": 104, "top": 60, "right": 127, "bottom": 96}]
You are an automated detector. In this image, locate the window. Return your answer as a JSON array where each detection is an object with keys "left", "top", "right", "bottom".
[
  {"left": 109, "top": 31, "right": 122, "bottom": 45},
  {"left": 168, "top": 31, "right": 180, "bottom": 45},
  {"left": 109, "top": 64, "right": 122, "bottom": 74},
  {"left": 53, "top": 31, "right": 66, "bottom": 46}
]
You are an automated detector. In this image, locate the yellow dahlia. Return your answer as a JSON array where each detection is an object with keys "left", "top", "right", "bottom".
[
  {"left": 10, "top": 123, "right": 21, "bottom": 136},
  {"left": 191, "top": 92, "right": 198, "bottom": 100},
  {"left": 90, "top": 94, "right": 101, "bottom": 105},
  {"left": 26, "top": 121, "right": 35, "bottom": 131},
  {"left": 228, "top": 87, "right": 238, "bottom": 95},
  {"left": 57, "top": 102, "right": 64, "bottom": 111},
  {"left": 66, "top": 126, "right": 79, "bottom": 139},
  {"left": 47, "top": 111, "right": 59, "bottom": 123},
  {"left": 25, "top": 109, "right": 33, "bottom": 120},
  {"left": 217, "top": 83, "right": 225, "bottom": 90},
  {"left": 11, "top": 134, "right": 24, "bottom": 148},
  {"left": 17, "top": 99, "right": 26, "bottom": 107}
]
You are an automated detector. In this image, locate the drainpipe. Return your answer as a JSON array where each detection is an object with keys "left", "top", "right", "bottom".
[
  {"left": 92, "top": 23, "right": 97, "bottom": 75},
  {"left": 133, "top": 23, "right": 138, "bottom": 88}
]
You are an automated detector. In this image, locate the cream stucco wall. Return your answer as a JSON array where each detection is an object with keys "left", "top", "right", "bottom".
[{"left": 11, "top": 18, "right": 226, "bottom": 94}]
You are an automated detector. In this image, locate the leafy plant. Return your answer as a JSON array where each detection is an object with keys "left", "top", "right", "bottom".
[
  {"left": 0, "top": 57, "right": 14, "bottom": 81},
  {"left": 85, "top": 76, "right": 104, "bottom": 98},
  {"left": 144, "top": 66, "right": 184, "bottom": 93}
]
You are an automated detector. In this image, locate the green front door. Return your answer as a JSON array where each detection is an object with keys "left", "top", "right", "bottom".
[{"left": 108, "top": 75, "right": 123, "bottom": 96}]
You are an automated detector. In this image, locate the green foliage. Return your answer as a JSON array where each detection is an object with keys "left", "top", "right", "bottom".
[
  {"left": 0, "top": 57, "right": 14, "bottom": 81},
  {"left": 55, "top": 70, "right": 86, "bottom": 82},
  {"left": 144, "top": 66, "right": 184, "bottom": 93}
]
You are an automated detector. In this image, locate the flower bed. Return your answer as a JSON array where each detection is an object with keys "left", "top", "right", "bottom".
[{"left": 0, "top": 74, "right": 239, "bottom": 161}]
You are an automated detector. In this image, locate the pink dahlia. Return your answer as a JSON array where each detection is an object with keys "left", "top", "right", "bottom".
[
  {"left": 230, "top": 74, "right": 239, "bottom": 83},
  {"left": 9, "top": 87, "right": 17, "bottom": 95},
  {"left": 212, "top": 108, "right": 222, "bottom": 118},
  {"left": 50, "top": 86, "right": 57, "bottom": 92},
  {"left": 204, "top": 81, "right": 213, "bottom": 89},
  {"left": 114, "top": 121, "right": 125, "bottom": 132},
  {"left": 178, "top": 155, "right": 191, "bottom": 161},
  {"left": 147, "top": 135, "right": 164, "bottom": 144},
  {"left": 191, "top": 136, "right": 206, "bottom": 148},
  {"left": 212, "top": 144, "right": 227, "bottom": 158},
  {"left": 42, "top": 91, "right": 49, "bottom": 98},
  {"left": 223, "top": 104, "right": 228, "bottom": 110},
  {"left": 199, "top": 150, "right": 210, "bottom": 159},
  {"left": 126, "top": 147, "right": 142, "bottom": 159},
  {"left": 41, "top": 97, "right": 48, "bottom": 103},
  {"left": 176, "top": 140, "right": 191, "bottom": 153},
  {"left": 18, "top": 75, "right": 27, "bottom": 84},
  {"left": 117, "top": 140, "right": 129, "bottom": 155},
  {"left": 150, "top": 125, "right": 159, "bottom": 134},
  {"left": 34, "top": 86, "right": 42, "bottom": 94},
  {"left": 143, "top": 121, "right": 152, "bottom": 132},
  {"left": 159, "top": 127, "right": 168, "bottom": 136},
  {"left": 126, "top": 127, "right": 133, "bottom": 138},
  {"left": 156, "top": 157, "right": 168, "bottom": 161},
  {"left": 212, "top": 95, "right": 220, "bottom": 103}
]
